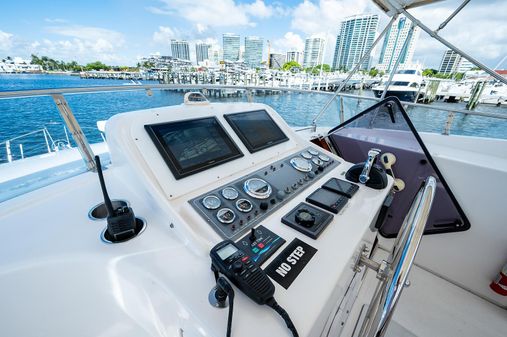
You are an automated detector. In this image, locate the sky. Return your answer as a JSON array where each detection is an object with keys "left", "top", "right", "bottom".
[{"left": 0, "top": 0, "right": 506, "bottom": 69}]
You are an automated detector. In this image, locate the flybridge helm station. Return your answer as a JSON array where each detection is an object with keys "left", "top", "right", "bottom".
[{"left": 102, "top": 96, "right": 393, "bottom": 337}]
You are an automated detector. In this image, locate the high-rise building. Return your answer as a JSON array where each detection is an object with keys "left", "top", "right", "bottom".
[
  {"left": 170, "top": 40, "right": 190, "bottom": 61},
  {"left": 376, "top": 16, "right": 419, "bottom": 73},
  {"left": 244, "top": 36, "right": 263, "bottom": 68},
  {"left": 223, "top": 33, "right": 240, "bottom": 62},
  {"left": 457, "top": 58, "right": 474, "bottom": 73},
  {"left": 195, "top": 43, "right": 211, "bottom": 64},
  {"left": 439, "top": 49, "right": 474, "bottom": 74},
  {"left": 332, "top": 14, "right": 379, "bottom": 71},
  {"left": 286, "top": 51, "right": 303, "bottom": 65},
  {"left": 303, "top": 38, "right": 325, "bottom": 68},
  {"left": 269, "top": 53, "right": 286, "bottom": 69}
]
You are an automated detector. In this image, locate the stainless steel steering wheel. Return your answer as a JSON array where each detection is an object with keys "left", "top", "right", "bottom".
[{"left": 358, "top": 176, "right": 437, "bottom": 337}]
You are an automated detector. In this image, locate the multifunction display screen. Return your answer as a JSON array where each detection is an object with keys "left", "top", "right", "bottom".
[
  {"left": 225, "top": 110, "right": 289, "bottom": 153},
  {"left": 145, "top": 117, "right": 243, "bottom": 179}
]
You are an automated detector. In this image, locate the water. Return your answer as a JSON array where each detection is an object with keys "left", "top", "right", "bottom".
[{"left": 0, "top": 74, "right": 506, "bottom": 163}]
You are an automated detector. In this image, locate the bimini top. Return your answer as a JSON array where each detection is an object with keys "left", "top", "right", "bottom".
[{"left": 373, "top": 0, "right": 445, "bottom": 15}]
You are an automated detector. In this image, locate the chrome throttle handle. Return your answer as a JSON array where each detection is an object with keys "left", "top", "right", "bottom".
[{"left": 359, "top": 148, "right": 381, "bottom": 184}]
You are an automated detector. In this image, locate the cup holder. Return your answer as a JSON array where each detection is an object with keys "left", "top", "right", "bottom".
[
  {"left": 101, "top": 217, "right": 146, "bottom": 244},
  {"left": 88, "top": 200, "right": 129, "bottom": 220}
]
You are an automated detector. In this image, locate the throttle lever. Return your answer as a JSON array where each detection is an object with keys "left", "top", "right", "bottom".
[{"left": 359, "top": 148, "right": 381, "bottom": 184}]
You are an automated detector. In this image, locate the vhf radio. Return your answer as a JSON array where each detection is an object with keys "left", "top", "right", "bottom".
[
  {"left": 210, "top": 240, "right": 275, "bottom": 304},
  {"left": 210, "top": 240, "right": 299, "bottom": 337}
]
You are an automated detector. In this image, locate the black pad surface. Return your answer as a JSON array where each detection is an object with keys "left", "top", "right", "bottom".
[{"left": 306, "top": 188, "right": 348, "bottom": 214}]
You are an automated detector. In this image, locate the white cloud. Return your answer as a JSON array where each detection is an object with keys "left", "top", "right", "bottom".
[
  {"left": 25, "top": 25, "right": 127, "bottom": 63},
  {"left": 291, "top": 0, "right": 373, "bottom": 36},
  {"left": 0, "top": 30, "right": 14, "bottom": 51},
  {"left": 46, "top": 25, "right": 125, "bottom": 53},
  {"left": 407, "top": 0, "right": 507, "bottom": 68},
  {"left": 153, "top": 26, "right": 181, "bottom": 46},
  {"left": 241, "top": 0, "right": 273, "bottom": 18},
  {"left": 273, "top": 32, "right": 305, "bottom": 53},
  {"left": 44, "top": 18, "right": 68, "bottom": 24},
  {"left": 148, "top": 0, "right": 282, "bottom": 29}
]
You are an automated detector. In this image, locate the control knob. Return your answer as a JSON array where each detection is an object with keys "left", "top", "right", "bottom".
[
  {"left": 233, "top": 260, "right": 243, "bottom": 272},
  {"left": 295, "top": 209, "right": 316, "bottom": 228}
]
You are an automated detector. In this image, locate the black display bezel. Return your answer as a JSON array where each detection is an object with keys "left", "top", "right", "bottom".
[
  {"left": 224, "top": 110, "right": 289, "bottom": 153},
  {"left": 145, "top": 117, "right": 243, "bottom": 180}
]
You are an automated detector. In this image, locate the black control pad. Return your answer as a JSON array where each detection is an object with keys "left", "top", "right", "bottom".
[
  {"left": 281, "top": 202, "right": 334, "bottom": 239},
  {"left": 236, "top": 225, "right": 285, "bottom": 266},
  {"left": 306, "top": 188, "right": 348, "bottom": 214},
  {"left": 322, "top": 178, "right": 359, "bottom": 198}
]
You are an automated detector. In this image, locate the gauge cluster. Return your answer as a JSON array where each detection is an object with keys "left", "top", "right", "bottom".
[{"left": 189, "top": 147, "right": 339, "bottom": 239}]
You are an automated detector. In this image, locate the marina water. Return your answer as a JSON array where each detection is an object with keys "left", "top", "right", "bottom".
[{"left": 1, "top": 74, "right": 506, "bottom": 163}]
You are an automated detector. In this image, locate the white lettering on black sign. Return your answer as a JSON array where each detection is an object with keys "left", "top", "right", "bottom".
[
  {"left": 266, "top": 239, "right": 317, "bottom": 289},
  {"left": 275, "top": 246, "right": 306, "bottom": 277}
]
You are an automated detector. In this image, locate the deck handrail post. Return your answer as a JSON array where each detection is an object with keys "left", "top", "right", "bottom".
[{"left": 51, "top": 94, "right": 96, "bottom": 172}]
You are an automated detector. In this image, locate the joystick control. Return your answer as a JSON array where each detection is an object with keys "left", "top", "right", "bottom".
[{"left": 249, "top": 228, "right": 257, "bottom": 242}]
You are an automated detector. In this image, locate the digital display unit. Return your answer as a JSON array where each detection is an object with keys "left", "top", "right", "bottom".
[
  {"left": 225, "top": 110, "right": 289, "bottom": 153},
  {"left": 145, "top": 117, "right": 243, "bottom": 180}
]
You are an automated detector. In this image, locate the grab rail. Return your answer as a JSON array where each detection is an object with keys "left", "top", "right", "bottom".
[
  {"left": 359, "top": 176, "right": 437, "bottom": 337},
  {"left": 1, "top": 84, "right": 506, "bottom": 167}
]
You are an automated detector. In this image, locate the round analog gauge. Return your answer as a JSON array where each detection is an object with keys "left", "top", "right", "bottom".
[
  {"left": 290, "top": 157, "right": 313, "bottom": 172},
  {"left": 300, "top": 151, "right": 312, "bottom": 159},
  {"left": 221, "top": 187, "right": 239, "bottom": 200},
  {"left": 318, "top": 154, "right": 330, "bottom": 162},
  {"left": 243, "top": 178, "right": 272, "bottom": 199},
  {"left": 308, "top": 149, "right": 319, "bottom": 156},
  {"left": 216, "top": 208, "right": 236, "bottom": 224},
  {"left": 312, "top": 157, "right": 324, "bottom": 166},
  {"left": 235, "top": 199, "right": 253, "bottom": 213},
  {"left": 202, "top": 195, "right": 221, "bottom": 210}
]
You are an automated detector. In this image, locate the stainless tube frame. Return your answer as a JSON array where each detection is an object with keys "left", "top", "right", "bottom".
[
  {"left": 393, "top": 2, "right": 507, "bottom": 85},
  {"left": 51, "top": 94, "right": 96, "bottom": 171}
]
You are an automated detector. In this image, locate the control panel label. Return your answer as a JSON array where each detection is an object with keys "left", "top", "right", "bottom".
[
  {"left": 236, "top": 225, "right": 286, "bottom": 266},
  {"left": 265, "top": 238, "right": 317, "bottom": 289}
]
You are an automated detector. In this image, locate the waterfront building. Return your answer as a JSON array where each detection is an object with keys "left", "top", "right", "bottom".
[
  {"left": 223, "top": 33, "right": 240, "bottom": 62},
  {"left": 212, "top": 48, "right": 221, "bottom": 65},
  {"left": 332, "top": 14, "right": 379, "bottom": 71},
  {"left": 269, "top": 53, "right": 286, "bottom": 69},
  {"left": 439, "top": 49, "right": 474, "bottom": 74},
  {"left": 170, "top": 40, "right": 190, "bottom": 61},
  {"left": 286, "top": 51, "right": 303, "bottom": 65},
  {"left": 303, "top": 37, "right": 325, "bottom": 68},
  {"left": 139, "top": 55, "right": 192, "bottom": 72},
  {"left": 244, "top": 36, "right": 263, "bottom": 68},
  {"left": 0, "top": 57, "right": 43, "bottom": 73},
  {"left": 196, "top": 43, "right": 211, "bottom": 64},
  {"left": 457, "top": 58, "right": 474, "bottom": 73},
  {"left": 376, "top": 16, "right": 419, "bottom": 73}
]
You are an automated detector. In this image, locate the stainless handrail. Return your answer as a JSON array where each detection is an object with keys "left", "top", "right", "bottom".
[
  {"left": 359, "top": 176, "right": 437, "bottom": 337},
  {"left": 0, "top": 84, "right": 505, "bottom": 120}
]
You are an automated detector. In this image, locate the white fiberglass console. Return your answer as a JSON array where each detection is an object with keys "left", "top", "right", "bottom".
[{"left": 100, "top": 98, "right": 392, "bottom": 336}]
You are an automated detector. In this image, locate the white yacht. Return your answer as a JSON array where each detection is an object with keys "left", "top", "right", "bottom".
[
  {"left": 0, "top": 1, "right": 506, "bottom": 337},
  {"left": 372, "top": 68, "right": 424, "bottom": 102}
]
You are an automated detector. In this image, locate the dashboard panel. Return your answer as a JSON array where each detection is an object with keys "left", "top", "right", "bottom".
[{"left": 189, "top": 147, "right": 339, "bottom": 239}]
